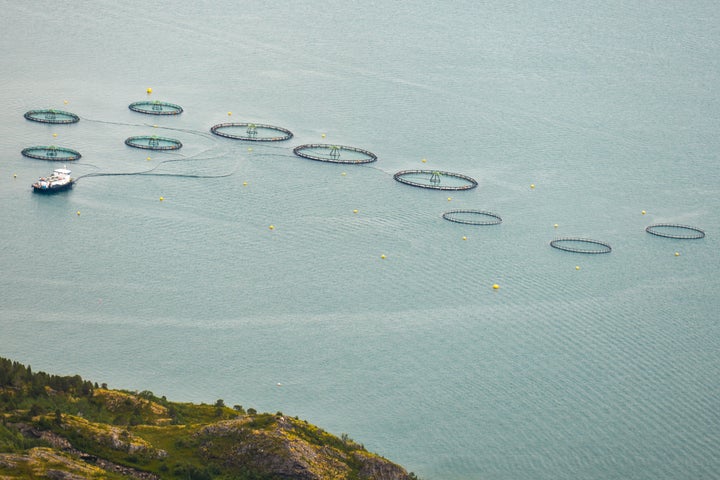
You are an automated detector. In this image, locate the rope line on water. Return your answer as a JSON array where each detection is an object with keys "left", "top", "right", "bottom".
[{"left": 75, "top": 153, "right": 240, "bottom": 182}]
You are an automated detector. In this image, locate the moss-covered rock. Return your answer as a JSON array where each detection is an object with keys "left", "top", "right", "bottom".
[{"left": 0, "top": 447, "right": 117, "bottom": 479}]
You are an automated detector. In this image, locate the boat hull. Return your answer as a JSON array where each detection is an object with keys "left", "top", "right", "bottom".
[{"left": 32, "top": 181, "right": 74, "bottom": 194}]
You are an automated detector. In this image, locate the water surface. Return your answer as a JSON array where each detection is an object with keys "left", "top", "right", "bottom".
[{"left": 2, "top": 1, "right": 719, "bottom": 478}]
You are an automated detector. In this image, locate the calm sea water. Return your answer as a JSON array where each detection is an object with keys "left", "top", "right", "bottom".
[{"left": 2, "top": 1, "right": 719, "bottom": 478}]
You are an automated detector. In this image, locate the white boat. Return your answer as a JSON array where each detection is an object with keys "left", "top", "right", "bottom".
[{"left": 32, "top": 167, "right": 74, "bottom": 193}]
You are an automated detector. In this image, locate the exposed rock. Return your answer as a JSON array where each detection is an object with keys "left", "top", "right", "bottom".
[
  {"left": 13, "top": 423, "right": 159, "bottom": 480},
  {"left": 63, "top": 416, "right": 157, "bottom": 456},
  {"left": 195, "top": 416, "right": 413, "bottom": 480},
  {"left": 354, "top": 451, "right": 413, "bottom": 480},
  {"left": 0, "top": 447, "right": 107, "bottom": 479},
  {"left": 44, "top": 470, "right": 87, "bottom": 480}
]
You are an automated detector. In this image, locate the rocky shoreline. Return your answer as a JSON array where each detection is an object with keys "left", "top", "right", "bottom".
[{"left": 0, "top": 357, "right": 419, "bottom": 479}]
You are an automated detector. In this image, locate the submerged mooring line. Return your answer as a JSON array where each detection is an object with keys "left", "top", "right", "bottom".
[
  {"left": 75, "top": 153, "right": 240, "bottom": 182},
  {"left": 79, "top": 116, "right": 150, "bottom": 128},
  {"left": 70, "top": 114, "right": 247, "bottom": 183}
]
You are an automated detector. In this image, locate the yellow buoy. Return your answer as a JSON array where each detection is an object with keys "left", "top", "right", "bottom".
[
  {"left": 575, "top": 266, "right": 580, "bottom": 270},
  {"left": 159, "top": 196, "right": 164, "bottom": 201},
  {"left": 63, "top": 100, "right": 68, "bottom": 105},
  {"left": 641, "top": 210, "right": 646, "bottom": 215},
  {"left": 353, "top": 209, "right": 358, "bottom": 214},
  {"left": 554, "top": 224, "right": 559, "bottom": 228},
  {"left": 447, "top": 197, "right": 452, "bottom": 201},
  {"left": 422, "top": 158, "right": 427, "bottom": 163},
  {"left": 530, "top": 184, "right": 535, "bottom": 189},
  {"left": 341, "top": 172, "right": 346, "bottom": 176},
  {"left": 321, "top": 133, "right": 326, "bottom": 138},
  {"left": 146, "top": 87, "right": 152, "bottom": 94},
  {"left": 76, "top": 211, "right": 80, "bottom": 216},
  {"left": 227, "top": 111, "right": 232, "bottom": 116},
  {"left": 52, "top": 133, "right": 58, "bottom": 138},
  {"left": 243, "top": 181, "right": 248, "bottom": 186},
  {"left": 675, "top": 252, "right": 680, "bottom": 256},
  {"left": 13, "top": 174, "right": 17, "bottom": 178},
  {"left": 146, "top": 156, "right": 151, "bottom": 161},
  {"left": 492, "top": 284, "right": 500, "bottom": 290},
  {"left": 462, "top": 236, "right": 467, "bottom": 241},
  {"left": 380, "top": 254, "right": 386, "bottom": 259},
  {"left": 153, "top": 124, "right": 158, "bottom": 128},
  {"left": 269, "top": 225, "right": 275, "bottom": 230},
  {"left": 248, "top": 147, "right": 253, "bottom": 152}
]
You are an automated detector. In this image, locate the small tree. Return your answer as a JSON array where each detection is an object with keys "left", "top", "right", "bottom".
[{"left": 29, "top": 403, "right": 43, "bottom": 417}]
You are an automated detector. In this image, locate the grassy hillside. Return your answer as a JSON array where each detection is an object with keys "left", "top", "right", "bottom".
[{"left": 0, "top": 357, "right": 418, "bottom": 480}]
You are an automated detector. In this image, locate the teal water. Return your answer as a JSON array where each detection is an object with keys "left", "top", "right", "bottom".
[{"left": 2, "top": 1, "right": 719, "bottom": 478}]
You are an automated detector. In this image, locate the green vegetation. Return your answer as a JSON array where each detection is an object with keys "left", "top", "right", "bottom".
[{"left": 0, "top": 357, "right": 415, "bottom": 479}]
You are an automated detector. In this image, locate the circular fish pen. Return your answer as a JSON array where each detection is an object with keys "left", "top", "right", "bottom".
[
  {"left": 394, "top": 169, "right": 478, "bottom": 190},
  {"left": 21, "top": 146, "right": 81, "bottom": 161},
  {"left": 128, "top": 101, "right": 183, "bottom": 115},
  {"left": 550, "top": 237, "right": 612, "bottom": 254},
  {"left": 645, "top": 223, "right": 705, "bottom": 239},
  {"left": 442, "top": 209, "right": 502, "bottom": 225},
  {"left": 24, "top": 109, "right": 80, "bottom": 124},
  {"left": 125, "top": 135, "right": 182, "bottom": 150},
  {"left": 210, "top": 122, "right": 293, "bottom": 142},
  {"left": 292, "top": 144, "right": 377, "bottom": 164}
]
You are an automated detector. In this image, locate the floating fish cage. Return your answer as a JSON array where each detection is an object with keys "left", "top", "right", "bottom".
[
  {"left": 292, "top": 144, "right": 377, "bottom": 164},
  {"left": 550, "top": 237, "right": 612, "bottom": 254},
  {"left": 645, "top": 224, "right": 705, "bottom": 239},
  {"left": 124, "top": 135, "right": 182, "bottom": 150},
  {"left": 442, "top": 209, "right": 502, "bottom": 225},
  {"left": 210, "top": 122, "right": 293, "bottom": 142},
  {"left": 21, "top": 145, "right": 81, "bottom": 161},
  {"left": 24, "top": 109, "right": 80, "bottom": 124},
  {"left": 128, "top": 101, "right": 184, "bottom": 115},
  {"left": 394, "top": 169, "right": 478, "bottom": 190}
]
